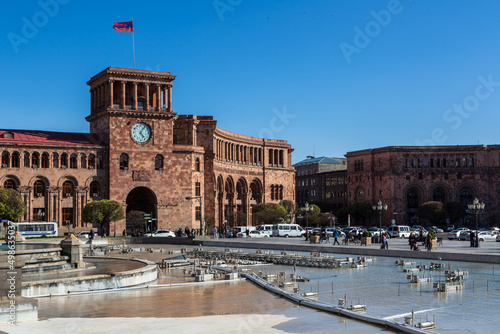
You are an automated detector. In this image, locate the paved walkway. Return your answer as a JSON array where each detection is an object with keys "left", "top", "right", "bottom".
[{"left": 202, "top": 234, "right": 500, "bottom": 264}]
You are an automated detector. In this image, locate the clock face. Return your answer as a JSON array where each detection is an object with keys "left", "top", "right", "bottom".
[{"left": 131, "top": 123, "right": 151, "bottom": 143}]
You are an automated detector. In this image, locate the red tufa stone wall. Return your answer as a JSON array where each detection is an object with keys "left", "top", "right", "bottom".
[{"left": 346, "top": 145, "right": 500, "bottom": 227}]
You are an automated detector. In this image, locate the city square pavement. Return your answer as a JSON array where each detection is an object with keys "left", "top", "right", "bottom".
[{"left": 201, "top": 234, "right": 500, "bottom": 264}]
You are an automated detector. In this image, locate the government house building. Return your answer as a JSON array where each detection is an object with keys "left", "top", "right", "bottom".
[{"left": 0, "top": 67, "right": 295, "bottom": 235}]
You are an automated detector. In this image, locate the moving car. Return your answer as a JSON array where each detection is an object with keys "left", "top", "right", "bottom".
[{"left": 143, "top": 230, "right": 176, "bottom": 237}]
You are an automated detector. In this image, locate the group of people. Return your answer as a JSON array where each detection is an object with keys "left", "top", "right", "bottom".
[{"left": 409, "top": 232, "right": 433, "bottom": 251}]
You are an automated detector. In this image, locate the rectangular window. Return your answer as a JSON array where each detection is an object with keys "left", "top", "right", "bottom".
[
  {"left": 62, "top": 208, "right": 73, "bottom": 226},
  {"left": 195, "top": 182, "right": 201, "bottom": 196},
  {"left": 469, "top": 157, "right": 474, "bottom": 167},
  {"left": 430, "top": 159, "right": 434, "bottom": 168},
  {"left": 462, "top": 158, "right": 467, "bottom": 167},
  {"left": 195, "top": 206, "right": 201, "bottom": 221},
  {"left": 405, "top": 158, "right": 409, "bottom": 168},
  {"left": 443, "top": 158, "right": 447, "bottom": 168}
]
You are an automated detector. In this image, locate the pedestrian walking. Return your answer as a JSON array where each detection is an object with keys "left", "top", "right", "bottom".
[
  {"left": 333, "top": 230, "right": 340, "bottom": 245},
  {"left": 213, "top": 226, "right": 218, "bottom": 239}
]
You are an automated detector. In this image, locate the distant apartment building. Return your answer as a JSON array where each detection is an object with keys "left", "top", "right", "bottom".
[
  {"left": 294, "top": 156, "right": 347, "bottom": 211},
  {"left": 345, "top": 145, "right": 500, "bottom": 227}
]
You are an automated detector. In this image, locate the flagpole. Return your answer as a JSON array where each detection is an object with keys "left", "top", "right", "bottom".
[{"left": 132, "top": 18, "right": 136, "bottom": 69}]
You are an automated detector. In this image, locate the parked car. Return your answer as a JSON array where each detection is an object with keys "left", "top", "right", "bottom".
[
  {"left": 325, "top": 228, "right": 346, "bottom": 238},
  {"left": 428, "top": 226, "right": 444, "bottom": 233},
  {"left": 387, "top": 225, "right": 411, "bottom": 238},
  {"left": 237, "top": 230, "right": 270, "bottom": 238},
  {"left": 365, "top": 227, "right": 383, "bottom": 237},
  {"left": 472, "top": 231, "right": 497, "bottom": 242},
  {"left": 143, "top": 230, "right": 175, "bottom": 237},
  {"left": 77, "top": 231, "right": 92, "bottom": 238},
  {"left": 458, "top": 230, "right": 471, "bottom": 241},
  {"left": 447, "top": 229, "right": 468, "bottom": 240}
]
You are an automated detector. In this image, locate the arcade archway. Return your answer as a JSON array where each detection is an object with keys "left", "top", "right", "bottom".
[{"left": 126, "top": 187, "right": 157, "bottom": 232}]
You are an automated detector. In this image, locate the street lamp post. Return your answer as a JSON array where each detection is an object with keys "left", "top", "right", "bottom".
[
  {"left": 468, "top": 198, "right": 485, "bottom": 248},
  {"left": 304, "top": 202, "right": 313, "bottom": 228},
  {"left": 372, "top": 200, "right": 388, "bottom": 243},
  {"left": 186, "top": 196, "right": 203, "bottom": 235}
]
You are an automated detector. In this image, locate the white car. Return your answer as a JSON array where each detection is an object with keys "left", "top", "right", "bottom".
[
  {"left": 473, "top": 231, "right": 497, "bottom": 242},
  {"left": 237, "top": 230, "right": 270, "bottom": 238},
  {"left": 77, "top": 231, "right": 93, "bottom": 238},
  {"left": 143, "top": 230, "right": 175, "bottom": 237}
]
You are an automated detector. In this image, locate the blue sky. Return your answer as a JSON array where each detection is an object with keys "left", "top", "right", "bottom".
[{"left": 3, "top": 1, "right": 500, "bottom": 163}]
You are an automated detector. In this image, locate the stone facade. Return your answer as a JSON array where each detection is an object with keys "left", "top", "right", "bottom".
[
  {"left": 0, "top": 67, "right": 295, "bottom": 235},
  {"left": 345, "top": 145, "right": 500, "bottom": 227},
  {"left": 294, "top": 156, "right": 347, "bottom": 211}
]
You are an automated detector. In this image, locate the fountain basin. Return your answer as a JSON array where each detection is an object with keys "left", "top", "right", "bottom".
[{"left": 22, "top": 257, "right": 158, "bottom": 297}]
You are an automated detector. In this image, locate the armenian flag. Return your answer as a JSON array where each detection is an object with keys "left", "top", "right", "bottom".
[{"left": 113, "top": 21, "right": 133, "bottom": 32}]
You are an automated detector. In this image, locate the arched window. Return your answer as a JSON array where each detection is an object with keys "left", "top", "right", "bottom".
[
  {"left": 62, "top": 181, "right": 73, "bottom": 197},
  {"left": 41, "top": 152, "right": 49, "bottom": 168},
  {"left": 407, "top": 188, "right": 419, "bottom": 209},
  {"left": 3, "top": 179, "right": 16, "bottom": 190},
  {"left": 195, "top": 158, "right": 200, "bottom": 172},
  {"left": 31, "top": 152, "right": 40, "bottom": 168},
  {"left": 1, "top": 151, "right": 9, "bottom": 167},
  {"left": 120, "top": 153, "right": 129, "bottom": 170},
  {"left": 279, "top": 185, "right": 284, "bottom": 200},
  {"left": 11, "top": 152, "right": 20, "bottom": 168},
  {"left": 70, "top": 153, "right": 77, "bottom": 169},
  {"left": 459, "top": 189, "right": 473, "bottom": 207},
  {"left": 90, "top": 180, "right": 100, "bottom": 197},
  {"left": 60, "top": 153, "right": 68, "bottom": 168},
  {"left": 195, "top": 182, "right": 201, "bottom": 196},
  {"left": 155, "top": 154, "right": 164, "bottom": 170},
  {"left": 270, "top": 185, "right": 275, "bottom": 200},
  {"left": 33, "top": 180, "right": 45, "bottom": 197},
  {"left": 88, "top": 154, "right": 95, "bottom": 169},
  {"left": 432, "top": 187, "right": 446, "bottom": 203}
]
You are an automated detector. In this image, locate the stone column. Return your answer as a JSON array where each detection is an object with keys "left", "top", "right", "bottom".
[
  {"left": 145, "top": 83, "right": 150, "bottom": 110},
  {"left": 168, "top": 85, "right": 172, "bottom": 112},
  {"left": 121, "top": 81, "right": 126, "bottom": 109},
  {"left": 108, "top": 80, "right": 114, "bottom": 108},
  {"left": 133, "top": 82, "right": 138, "bottom": 110},
  {"left": 90, "top": 88, "right": 95, "bottom": 113},
  {"left": 156, "top": 85, "right": 161, "bottom": 111}
]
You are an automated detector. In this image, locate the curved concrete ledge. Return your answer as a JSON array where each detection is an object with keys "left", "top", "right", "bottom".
[
  {"left": 22, "top": 257, "right": 158, "bottom": 297},
  {"left": 241, "top": 272, "right": 430, "bottom": 334}
]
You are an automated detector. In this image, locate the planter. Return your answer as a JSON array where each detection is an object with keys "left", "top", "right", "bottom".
[
  {"left": 431, "top": 239, "right": 437, "bottom": 248},
  {"left": 361, "top": 236, "right": 371, "bottom": 246},
  {"left": 310, "top": 235, "right": 320, "bottom": 244}
]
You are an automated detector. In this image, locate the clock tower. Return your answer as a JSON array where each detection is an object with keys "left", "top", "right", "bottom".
[{"left": 85, "top": 67, "right": 200, "bottom": 233}]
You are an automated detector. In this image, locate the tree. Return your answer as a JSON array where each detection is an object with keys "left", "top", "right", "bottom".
[
  {"left": 0, "top": 188, "right": 25, "bottom": 221},
  {"left": 127, "top": 210, "right": 145, "bottom": 235},
  {"left": 235, "top": 211, "right": 247, "bottom": 225},
  {"left": 82, "top": 200, "right": 124, "bottom": 236},
  {"left": 444, "top": 202, "right": 467, "bottom": 226},
  {"left": 417, "top": 201, "right": 446, "bottom": 226},
  {"left": 253, "top": 203, "right": 287, "bottom": 225},
  {"left": 308, "top": 212, "right": 330, "bottom": 227}
]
